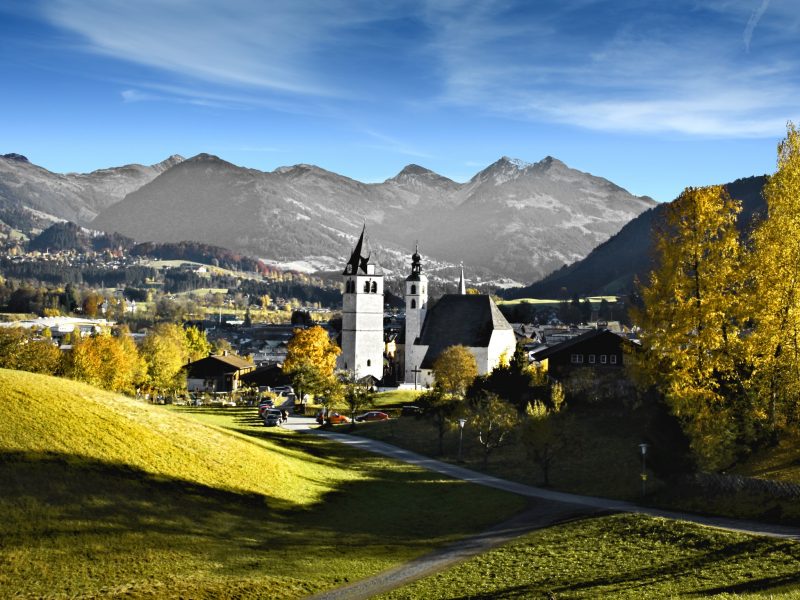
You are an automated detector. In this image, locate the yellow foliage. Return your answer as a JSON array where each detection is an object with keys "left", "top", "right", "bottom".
[{"left": 283, "top": 325, "right": 340, "bottom": 378}]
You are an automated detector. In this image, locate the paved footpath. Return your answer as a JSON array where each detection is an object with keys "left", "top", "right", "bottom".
[{"left": 283, "top": 417, "right": 800, "bottom": 599}]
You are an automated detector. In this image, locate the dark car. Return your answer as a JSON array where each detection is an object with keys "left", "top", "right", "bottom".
[
  {"left": 401, "top": 405, "right": 422, "bottom": 416},
  {"left": 263, "top": 409, "right": 283, "bottom": 427},
  {"left": 355, "top": 411, "right": 389, "bottom": 422}
]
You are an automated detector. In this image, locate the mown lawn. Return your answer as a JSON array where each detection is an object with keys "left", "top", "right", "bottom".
[
  {"left": 0, "top": 369, "right": 525, "bottom": 599},
  {"left": 379, "top": 513, "right": 800, "bottom": 599}
]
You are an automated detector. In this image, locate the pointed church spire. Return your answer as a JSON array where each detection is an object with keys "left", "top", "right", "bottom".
[
  {"left": 344, "top": 224, "right": 366, "bottom": 275},
  {"left": 458, "top": 264, "right": 466, "bottom": 295},
  {"left": 343, "top": 224, "right": 382, "bottom": 275}
]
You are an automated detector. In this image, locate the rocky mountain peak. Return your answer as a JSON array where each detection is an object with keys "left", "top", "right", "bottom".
[
  {"left": 396, "top": 164, "right": 434, "bottom": 177},
  {"left": 154, "top": 154, "right": 185, "bottom": 171}
]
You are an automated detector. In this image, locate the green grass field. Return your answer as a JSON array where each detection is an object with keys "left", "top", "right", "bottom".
[
  {"left": 355, "top": 404, "right": 656, "bottom": 500},
  {"left": 497, "top": 295, "right": 618, "bottom": 307},
  {"left": 379, "top": 513, "right": 800, "bottom": 599},
  {"left": 0, "top": 369, "right": 525, "bottom": 599}
]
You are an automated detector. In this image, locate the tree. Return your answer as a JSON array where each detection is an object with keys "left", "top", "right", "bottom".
[
  {"left": 283, "top": 325, "right": 340, "bottom": 400},
  {"left": 748, "top": 123, "right": 800, "bottom": 437},
  {"left": 184, "top": 326, "right": 211, "bottom": 361},
  {"left": 632, "top": 185, "right": 746, "bottom": 470},
  {"left": 417, "top": 385, "right": 460, "bottom": 455},
  {"left": 432, "top": 345, "right": 478, "bottom": 399},
  {"left": 0, "top": 327, "right": 62, "bottom": 375},
  {"left": 467, "top": 346, "right": 537, "bottom": 412},
  {"left": 340, "top": 372, "right": 375, "bottom": 425},
  {"left": 140, "top": 323, "right": 189, "bottom": 395},
  {"left": 520, "top": 383, "right": 565, "bottom": 486},
  {"left": 470, "top": 392, "right": 519, "bottom": 467}
]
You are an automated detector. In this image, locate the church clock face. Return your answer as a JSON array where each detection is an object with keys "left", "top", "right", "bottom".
[{"left": 346, "top": 265, "right": 353, "bottom": 274}]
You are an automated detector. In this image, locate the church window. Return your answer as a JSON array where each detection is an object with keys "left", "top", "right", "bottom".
[
  {"left": 422, "top": 286, "right": 425, "bottom": 294},
  {"left": 364, "top": 281, "right": 370, "bottom": 293},
  {"left": 411, "top": 284, "right": 416, "bottom": 295},
  {"left": 371, "top": 282, "right": 378, "bottom": 293},
  {"left": 367, "top": 359, "right": 371, "bottom": 367},
  {"left": 411, "top": 299, "right": 416, "bottom": 309}
]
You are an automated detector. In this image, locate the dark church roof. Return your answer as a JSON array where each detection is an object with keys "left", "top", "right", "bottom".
[
  {"left": 417, "top": 294, "right": 512, "bottom": 369},
  {"left": 343, "top": 225, "right": 382, "bottom": 276}
]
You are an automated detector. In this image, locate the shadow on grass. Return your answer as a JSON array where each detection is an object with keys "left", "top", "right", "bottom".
[{"left": 0, "top": 448, "right": 522, "bottom": 559}]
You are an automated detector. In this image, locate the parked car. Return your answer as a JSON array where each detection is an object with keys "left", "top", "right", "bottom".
[
  {"left": 355, "top": 411, "right": 389, "bottom": 422},
  {"left": 401, "top": 405, "right": 422, "bottom": 416},
  {"left": 327, "top": 412, "right": 350, "bottom": 425},
  {"left": 263, "top": 409, "right": 283, "bottom": 427},
  {"left": 258, "top": 399, "right": 275, "bottom": 417}
]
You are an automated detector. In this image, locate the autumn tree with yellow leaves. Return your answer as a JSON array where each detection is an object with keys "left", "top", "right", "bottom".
[
  {"left": 633, "top": 185, "right": 747, "bottom": 469},
  {"left": 283, "top": 325, "right": 340, "bottom": 400},
  {"left": 747, "top": 123, "right": 800, "bottom": 437}
]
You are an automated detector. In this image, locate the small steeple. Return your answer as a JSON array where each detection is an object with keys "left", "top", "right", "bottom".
[{"left": 458, "top": 265, "right": 466, "bottom": 295}]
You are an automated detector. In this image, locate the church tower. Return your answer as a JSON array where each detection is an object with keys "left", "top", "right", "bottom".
[
  {"left": 339, "top": 226, "right": 384, "bottom": 380},
  {"left": 404, "top": 245, "right": 428, "bottom": 384}
]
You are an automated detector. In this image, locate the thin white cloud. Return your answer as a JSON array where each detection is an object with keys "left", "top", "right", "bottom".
[
  {"left": 420, "top": 0, "right": 800, "bottom": 137},
  {"left": 360, "top": 129, "right": 434, "bottom": 160},
  {"left": 39, "top": 0, "right": 408, "bottom": 97},
  {"left": 743, "top": 0, "right": 771, "bottom": 51}
]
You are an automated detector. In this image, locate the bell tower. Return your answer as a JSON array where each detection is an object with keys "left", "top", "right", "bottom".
[
  {"left": 404, "top": 244, "right": 428, "bottom": 383},
  {"left": 339, "top": 226, "right": 384, "bottom": 380}
]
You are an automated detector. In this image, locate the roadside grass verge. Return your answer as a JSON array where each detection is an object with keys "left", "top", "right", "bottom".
[
  {"left": 0, "top": 370, "right": 525, "bottom": 599},
  {"left": 350, "top": 403, "right": 800, "bottom": 524},
  {"left": 353, "top": 404, "right": 654, "bottom": 500},
  {"left": 371, "top": 389, "right": 423, "bottom": 410},
  {"left": 378, "top": 513, "right": 800, "bottom": 599}
]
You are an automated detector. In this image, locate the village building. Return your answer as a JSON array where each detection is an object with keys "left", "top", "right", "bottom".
[
  {"left": 184, "top": 353, "right": 255, "bottom": 393},
  {"left": 337, "top": 226, "right": 385, "bottom": 380},
  {"left": 531, "top": 328, "right": 637, "bottom": 378},
  {"left": 402, "top": 254, "right": 516, "bottom": 388}
]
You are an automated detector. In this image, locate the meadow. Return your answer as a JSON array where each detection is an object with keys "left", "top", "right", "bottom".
[
  {"left": 0, "top": 369, "right": 525, "bottom": 599},
  {"left": 380, "top": 513, "right": 800, "bottom": 599}
]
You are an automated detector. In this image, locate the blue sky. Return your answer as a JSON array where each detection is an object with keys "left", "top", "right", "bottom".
[{"left": 2, "top": 0, "right": 799, "bottom": 201}]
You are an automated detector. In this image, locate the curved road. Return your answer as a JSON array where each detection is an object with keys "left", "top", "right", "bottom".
[{"left": 282, "top": 416, "right": 800, "bottom": 599}]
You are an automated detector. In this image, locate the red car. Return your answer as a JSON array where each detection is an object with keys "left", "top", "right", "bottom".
[
  {"left": 327, "top": 412, "right": 351, "bottom": 424},
  {"left": 355, "top": 411, "right": 389, "bottom": 422}
]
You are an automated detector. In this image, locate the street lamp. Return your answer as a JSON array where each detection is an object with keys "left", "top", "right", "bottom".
[
  {"left": 458, "top": 418, "right": 467, "bottom": 463},
  {"left": 639, "top": 442, "right": 649, "bottom": 497}
]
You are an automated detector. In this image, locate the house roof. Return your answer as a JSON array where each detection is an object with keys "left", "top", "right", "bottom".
[
  {"left": 532, "top": 329, "right": 635, "bottom": 361},
  {"left": 417, "top": 294, "right": 512, "bottom": 369},
  {"left": 184, "top": 354, "right": 254, "bottom": 377}
]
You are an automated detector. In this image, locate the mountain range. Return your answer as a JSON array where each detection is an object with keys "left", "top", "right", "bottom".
[
  {"left": 0, "top": 152, "right": 655, "bottom": 285},
  {"left": 503, "top": 176, "right": 768, "bottom": 299}
]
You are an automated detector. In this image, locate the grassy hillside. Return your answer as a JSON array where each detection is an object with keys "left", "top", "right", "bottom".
[
  {"left": 380, "top": 513, "right": 800, "bottom": 599},
  {"left": 0, "top": 369, "right": 524, "bottom": 599}
]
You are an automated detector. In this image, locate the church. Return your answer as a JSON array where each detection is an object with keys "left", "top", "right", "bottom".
[{"left": 339, "top": 227, "right": 516, "bottom": 387}]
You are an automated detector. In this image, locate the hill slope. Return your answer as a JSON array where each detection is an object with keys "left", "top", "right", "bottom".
[
  {"left": 0, "top": 369, "right": 522, "bottom": 599},
  {"left": 0, "top": 153, "right": 184, "bottom": 227},
  {"left": 507, "top": 176, "right": 767, "bottom": 298}
]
